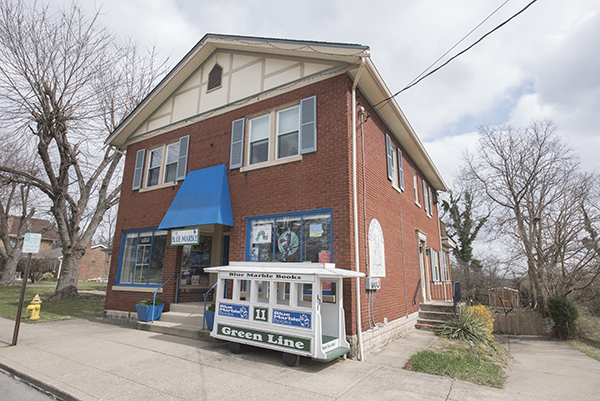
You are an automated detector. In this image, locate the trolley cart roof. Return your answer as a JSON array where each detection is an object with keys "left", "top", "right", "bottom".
[{"left": 205, "top": 262, "right": 364, "bottom": 279}]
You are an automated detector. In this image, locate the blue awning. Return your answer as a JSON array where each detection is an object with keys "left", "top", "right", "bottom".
[{"left": 158, "top": 164, "right": 234, "bottom": 229}]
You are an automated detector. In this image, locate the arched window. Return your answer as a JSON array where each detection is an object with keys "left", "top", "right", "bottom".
[{"left": 208, "top": 64, "right": 222, "bottom": 91}]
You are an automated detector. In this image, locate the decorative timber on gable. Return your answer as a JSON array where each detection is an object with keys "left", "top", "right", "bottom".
[{"left": 128, "top": 50, "right": 346, "bottom": 145}]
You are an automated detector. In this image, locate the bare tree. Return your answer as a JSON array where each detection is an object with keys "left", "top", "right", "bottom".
[
  {"left": 0, "top": 178, "right": 34, "bottom": 286},
  {"left": 443, "top": 178, "right": 490, "bottom": 301},
  {"left": 0, "top": 1, "right": 167, "bottom": 299},
  {"left": 464, "top": 120, "right": 600, "bottom": 315}
]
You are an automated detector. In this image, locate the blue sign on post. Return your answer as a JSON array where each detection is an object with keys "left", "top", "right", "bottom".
[{"left": 22, "top": 233, "right": 42, "bottom": 254}]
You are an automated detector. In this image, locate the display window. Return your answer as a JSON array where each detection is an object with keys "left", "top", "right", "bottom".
[
  {"left": 117, "top": 229, "right": 167, "bottom": 286},
  {"left": 246, "top": 208, "right": 332, "bottom": 263}
]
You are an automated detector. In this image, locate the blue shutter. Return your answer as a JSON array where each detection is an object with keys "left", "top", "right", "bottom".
[
  {"left": 430, "top": 251, "right": 435, "bottom": 281},
  {"left": 300, "top": 96, "right": 317, "bottom": 154},
  {"left": 176, "top": 135, "right": 189, "bottom": 181},
  {"left": 397, "top": 148, "right": 404, "bottom": 191},
  {"left": 132, "top": 149, "right": 145, "bottom": 190},
  {"left": 385, "top": 134, "right": 393, "bottom": 181},
  {"left": 438, "top": 250, "right": 444, "bottom": 281},
  {"left": 428, "top": 186, "right": 433, "bottom": 215},
  {"left": 422, "top": 180, "right": 428, "bottom": 213},
  {"left": 230, "top": 118, "right": 245, "bottom": 169}
]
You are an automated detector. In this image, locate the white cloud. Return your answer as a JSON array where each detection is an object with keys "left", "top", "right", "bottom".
[
  {"left": 44, "top": 0, "right": 600, "bottom": 174},
  {"left": 423, "top": 131, "right": 481, "bottom": 190}
]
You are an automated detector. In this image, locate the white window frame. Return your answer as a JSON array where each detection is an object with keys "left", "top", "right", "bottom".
[
  {"left": 242, "top": 105, "right": 303, "bottom": 171},
  {"left": 276, "top": 105, "right": 300, "bottom": 160},
  {"left": 249, "top": 114, "right": 271, "bottom": 165},
  {"left": 413, "top": 171, "right": 420, "bottom": 207},
  {"left": 162, "top": 142, "right": 180, "bottom": 184},
  {"left": 135, "top": 136, "right": 189, "bottom": 192}
]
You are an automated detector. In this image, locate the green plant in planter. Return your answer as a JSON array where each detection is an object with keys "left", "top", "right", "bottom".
[
  {"left": 138, "top": 297, "right": 164, "bottom": 306},
  {"left": 207, "top": 303, "right": 215, "bottom": 311}
]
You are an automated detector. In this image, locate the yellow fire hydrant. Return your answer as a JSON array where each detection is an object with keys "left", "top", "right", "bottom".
[{"left": 26, "top": 294, "right": 42, "bottom": 320}]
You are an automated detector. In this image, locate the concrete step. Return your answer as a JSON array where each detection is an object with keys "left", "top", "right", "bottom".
[
  {"left": 418, "top": 310, "right": 454, "bottom": 322},
  {"left": 159, "top": 311, "right": 205, "bottom": 326},
  {"left": 419, "top": 302, "right": 455, "bottom": 314},
  {"left": 137, "top": 321, "right": 215, "bottom": 341},
  {"left": 169, "top": 302, "right": 207, "bottom": 314}
]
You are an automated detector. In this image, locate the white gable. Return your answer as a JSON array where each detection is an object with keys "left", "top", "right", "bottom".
[{"left": 136, "top": 51, "right": 339, "bottom": 139}]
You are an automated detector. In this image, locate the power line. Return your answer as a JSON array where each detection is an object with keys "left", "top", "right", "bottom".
[
  {"left": 406, "top": 0, "right": 511, "bottom": 88},
  {"left": 374, "top": 0, "right": 540, "bottom": 111}
]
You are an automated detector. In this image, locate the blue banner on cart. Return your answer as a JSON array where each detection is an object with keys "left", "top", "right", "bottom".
[
  {"left": 218, "top": 303, "right": 250, "bottom": 320},
  {"left": 272, "top": 309, "right": 311, "bottom": 329}
]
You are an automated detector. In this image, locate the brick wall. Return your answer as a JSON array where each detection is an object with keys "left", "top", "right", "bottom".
[
  {"left": 78, "top": 245, "right": 109, "bottom": 281},
  {"left": 106, "top": 74, "right": 445, "bottom": 342}
]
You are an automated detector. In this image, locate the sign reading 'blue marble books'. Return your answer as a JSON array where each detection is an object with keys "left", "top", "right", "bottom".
[
  {"left": 272, "top": 309, "right": 311, "bottom": 329},
  {"left": 218, "top": 303, "right": 250, "bottom": 320}
]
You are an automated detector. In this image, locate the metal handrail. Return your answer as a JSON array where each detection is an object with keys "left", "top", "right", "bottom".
[
  {"left": 202, "top": 281, "right": 219, "bottom": 330},
  {"left": 149, "top": 273, "right": 179, "bottom": 323},
  {"left": 412, "top": 278, "right": 421, "bottom": 305}
]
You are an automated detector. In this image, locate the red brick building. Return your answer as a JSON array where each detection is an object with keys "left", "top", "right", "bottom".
[
  {"left": 77, "top": 244, "right": 110, "bottom": 281},
  {"left": 104, "top": 34, "right": 453, "bottom": 357}
]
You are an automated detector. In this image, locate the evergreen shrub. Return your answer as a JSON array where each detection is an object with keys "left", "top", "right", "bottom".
[{"left": 548, "top": 295, "right": 578, "bottom": 340}]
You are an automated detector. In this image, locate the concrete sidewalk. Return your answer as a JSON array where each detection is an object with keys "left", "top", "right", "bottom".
[{"left": 0, "top": 317, "right": 599, "bottom": 400}]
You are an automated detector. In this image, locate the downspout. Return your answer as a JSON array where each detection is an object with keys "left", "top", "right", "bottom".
[{"left": 352, "top": 57, "right": 366, "bottom": 361}]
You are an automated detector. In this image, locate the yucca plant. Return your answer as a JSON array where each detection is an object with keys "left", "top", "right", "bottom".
[{"left": 440, "top": 307, "right": 495, "bottom": 347}]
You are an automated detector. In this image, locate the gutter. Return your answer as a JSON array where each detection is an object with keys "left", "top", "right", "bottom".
[{"left": 352, "top": 57, "right": 366, "bottom": 361}]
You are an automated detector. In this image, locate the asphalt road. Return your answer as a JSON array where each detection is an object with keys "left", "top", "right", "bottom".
[{"left": 0, "top": 369, "right": 56, "bottom": 401}]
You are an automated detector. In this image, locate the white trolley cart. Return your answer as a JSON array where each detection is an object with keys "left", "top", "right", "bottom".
[{"left": 204, "top": 262, "right": 364, "bottom": 366}]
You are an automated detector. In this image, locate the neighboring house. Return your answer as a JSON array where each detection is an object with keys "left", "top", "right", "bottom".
[
  {"left": 72, "top": 243, "right": 111, "bottom": 281},
  {"left": 0, "top": 216, "right": 60, "bottom": 276},
  {"left": 0, "top": 216, "right": 58, "bottom": 251},
  {"left": 104, "top": 34, "right": 452, "bottom": 357}
]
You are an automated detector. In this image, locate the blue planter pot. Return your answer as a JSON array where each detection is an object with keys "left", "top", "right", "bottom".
[
  {"left": 205, "top": 310, "right": 215, "bottom": 330},
  {"left": 135, "top": 303, "right": 165, "bottom": 322}
]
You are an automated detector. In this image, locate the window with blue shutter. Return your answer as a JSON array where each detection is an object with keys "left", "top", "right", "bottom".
[
  {"left": 385, "top": 134, "right": 393, "bottom": 181},
  {"left": 132, "top": 149, "right": 145, "bottom": 190},
  {"left": 300, "top": 96, "right": 316, "bottom": 154},
  {"left": 230, "top": 118, "right": 245, "bottom": 169}
]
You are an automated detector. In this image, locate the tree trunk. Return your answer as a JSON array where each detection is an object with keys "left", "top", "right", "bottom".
[
  {"left": 0, "top": 252, "right": 21, "bottom": 286},
  {"left": 47, "top": 249, "right": 85, "bottom": 301}
]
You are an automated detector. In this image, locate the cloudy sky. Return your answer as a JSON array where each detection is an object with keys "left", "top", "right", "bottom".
[{"left": 56, "top": 0, "right": 599, "bottom": 188}]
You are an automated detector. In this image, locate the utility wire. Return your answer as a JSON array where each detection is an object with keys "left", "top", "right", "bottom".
[
  {"left": 406, "top": 0, "right": 511, "bottom": 88},
  {"left": 374, "top": 0, "right": 539, "bottom": 111}
]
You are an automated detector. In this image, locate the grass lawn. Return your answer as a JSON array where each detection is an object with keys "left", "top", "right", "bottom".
[
  {"left": 569, "top": 305, "right": 600, "bottom": 362},
  {"left": 406, "top": 337, "right": 509, "bottom": 388},
  {"left": 0, "top": 280, "right": 106, "bottom": 323}
]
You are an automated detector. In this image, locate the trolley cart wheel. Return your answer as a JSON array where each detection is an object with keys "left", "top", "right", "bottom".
[
  {"left": 229, "top": 342, "right": 241, "bottom": 354},
  {"left": 282, "top": 352, "right": 300, "bottom": 367}
]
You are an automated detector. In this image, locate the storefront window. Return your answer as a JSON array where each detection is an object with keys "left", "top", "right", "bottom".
[
  {"left": 247, "top": 209, "right": 332, "bottom": 263},
  {"left": 118, "top": 229, "right": 168, "bottom": 285},
  {"left": 180, "top": 236, "right": 212, "bottom": 286}
]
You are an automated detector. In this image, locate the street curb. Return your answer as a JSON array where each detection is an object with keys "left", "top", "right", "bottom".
[{"left": 0, "top": 362, "right": 79, "bottom": 401}]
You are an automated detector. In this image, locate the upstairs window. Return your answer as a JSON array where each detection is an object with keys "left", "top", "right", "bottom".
[
  {"left": 413, "top": 171, "right": 420, "bottom": 206},
  {"left": 207, "top": 64, "right": 222, "bottom": 91},
  {"left": 230, "top": 96, "right": 316, "bottom": 170},
  {"left": 385, "top": 133, "right": 405, "bottom": 191},
  {"left": 277, "top": 106, "right": 300, "bottom": 159},
  {"left": 250, "top": 114, "right": 270, "bottom": 164},
  {"left": 132, "top": 135, "right": 189, "bottom": 191}
]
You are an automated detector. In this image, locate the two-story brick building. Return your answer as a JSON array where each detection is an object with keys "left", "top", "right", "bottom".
[{"left": 104, "top": 34, "right": 453, "bottom": 358}]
